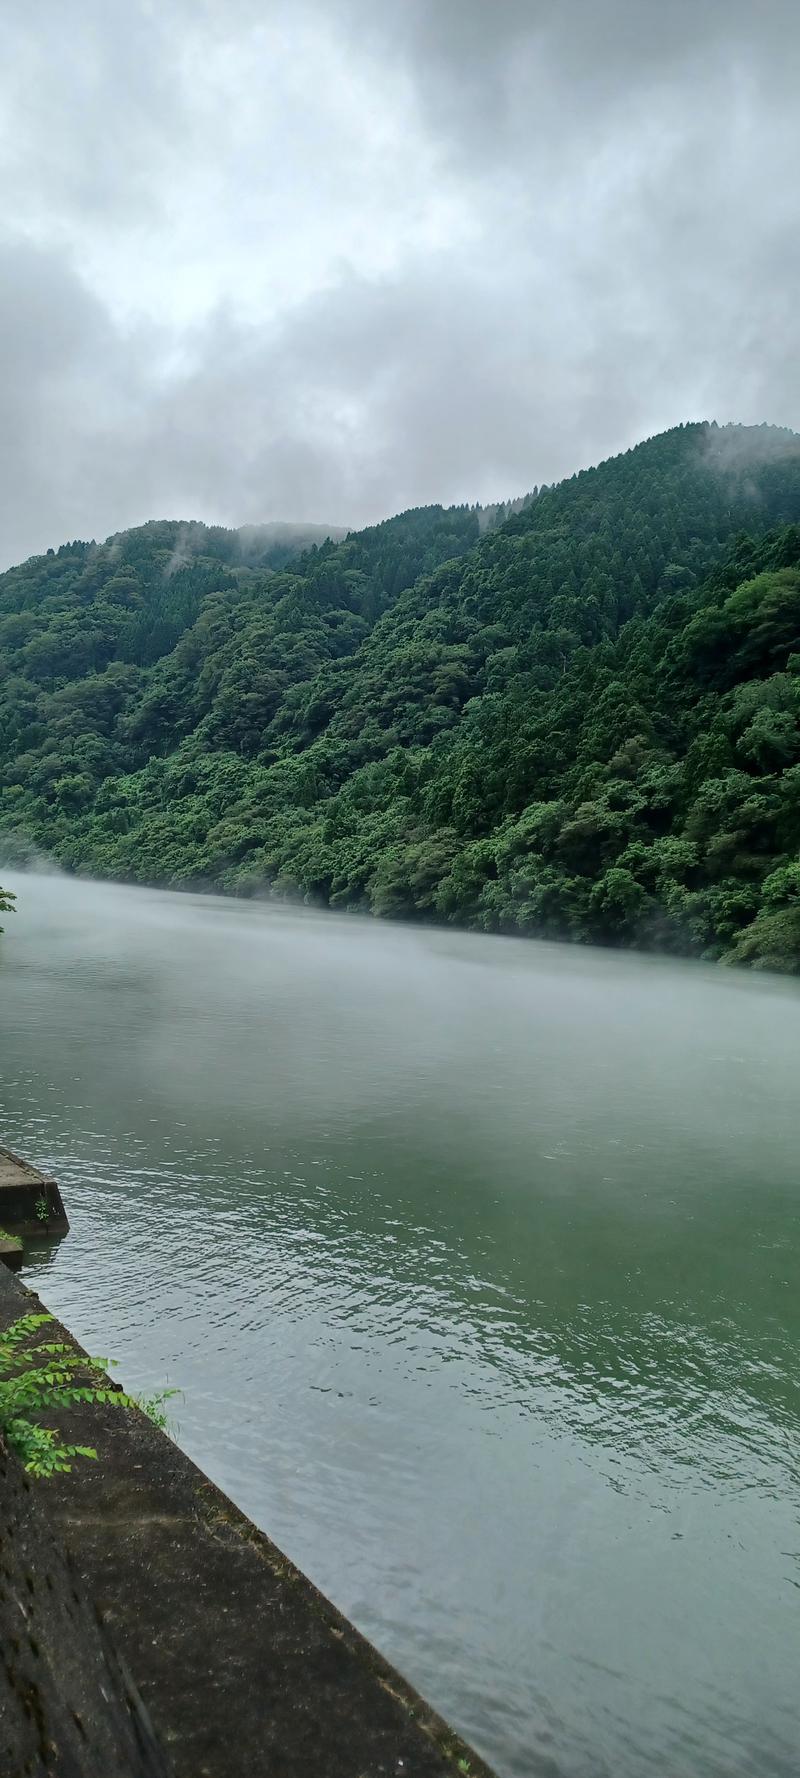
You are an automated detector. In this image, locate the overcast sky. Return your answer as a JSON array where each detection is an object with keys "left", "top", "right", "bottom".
[{"left": 0, "top": 0, "right": 798, "bottom": 567}]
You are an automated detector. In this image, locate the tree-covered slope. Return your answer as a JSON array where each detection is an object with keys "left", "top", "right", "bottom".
[{"left": 2, "top": 422, "right": 800, "bottom": 970}]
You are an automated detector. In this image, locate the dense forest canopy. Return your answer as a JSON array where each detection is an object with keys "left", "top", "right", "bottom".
[{"left": 2, "top": 421, "right": 800, "bottom": 970}]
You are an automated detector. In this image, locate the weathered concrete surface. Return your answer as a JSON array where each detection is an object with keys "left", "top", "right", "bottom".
[
  {"left": 0, "top": 1234, "right": 23, "bottom": 1272},
  {"left": 0, "top": 1438, "right": 171, "bottom": 1777},
  {"left": 0, "top": 1265, "right": 497, "bottom": 1778},
  {"left": 0, "top": 1148, "right": 68, "bottom": 1237}
]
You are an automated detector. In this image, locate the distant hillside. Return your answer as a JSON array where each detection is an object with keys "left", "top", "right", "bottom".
[{"left": 2, "top": 422, "right": 800, "bottom": 971}]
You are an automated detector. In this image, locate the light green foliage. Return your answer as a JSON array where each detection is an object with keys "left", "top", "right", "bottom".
[
  {"left": 762, "top": 860, "right": 800, "bottom": 904},
  {"left": 0, "top": 1312, "right": 132, "bottom": 1476},
  {"left": 0, "top": 1314, "right": 181, "bottom": 1474},
  {"left": 131, "top": 1388, "right": 181, "bottom": 1436},
  {"left": 2, "top": 424, "right": 800, "bottom": 967}
]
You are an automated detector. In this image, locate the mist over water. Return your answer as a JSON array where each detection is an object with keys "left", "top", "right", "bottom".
[{"left": 2, "top": 873, "right": 800, "bottom": 1778}]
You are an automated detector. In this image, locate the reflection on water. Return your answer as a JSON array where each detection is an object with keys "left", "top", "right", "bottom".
[{"left": 2, "top": 873, "right": 800, "bottom": 1778}]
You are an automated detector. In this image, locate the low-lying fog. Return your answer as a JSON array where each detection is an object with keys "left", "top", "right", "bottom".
[{"left": 2, "top": 872, "right": 799, "bottom": 1778}]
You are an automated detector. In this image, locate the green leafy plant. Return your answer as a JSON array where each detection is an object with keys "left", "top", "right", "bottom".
[
  {"left": 0, "top": 1229, "right": 23, "bottom": 1250},
  {"left": 131, "top": 1387, "right": 181, "bottom": 1434},
  {"left": 34, "top": 1194, "right": 49, "bottom": 1223},
  {"left": 0, "top": 1312, "right": 134, "bottom": 1477}
]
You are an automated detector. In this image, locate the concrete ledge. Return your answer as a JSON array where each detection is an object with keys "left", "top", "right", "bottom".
[
  {"left": 0, "top": 1148, "right": 69, "bottom": 1237},
  {"left": 0, "top": 1234, "right": 23, "bottom": 1272},
  {"left": 0, "top": 1435, "right": 170, "bottom": 1777},
  {"left": 0, "top": 1265, "right": 497, "bottom": 1778}
]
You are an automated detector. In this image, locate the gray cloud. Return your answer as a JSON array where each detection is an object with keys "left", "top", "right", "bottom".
[{"left": 0, "top": 0, "right": 798, "bottom": 567}]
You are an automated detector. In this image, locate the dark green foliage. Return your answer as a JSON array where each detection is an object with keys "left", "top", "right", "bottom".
[
  {"left": 2, "top": 422, "right": 800, "bottom": 969},
  {"left": 0, "top": 882, "right": 13, "bottom": 930}
]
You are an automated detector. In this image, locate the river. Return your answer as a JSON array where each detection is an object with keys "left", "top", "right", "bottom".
[{"left": 1, "top": 871, "right": 799, "bottom": 1777}]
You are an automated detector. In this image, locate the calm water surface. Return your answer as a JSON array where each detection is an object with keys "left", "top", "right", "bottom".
[{"left": 1, "top": 872, "right": 799, "bottom": 1778}]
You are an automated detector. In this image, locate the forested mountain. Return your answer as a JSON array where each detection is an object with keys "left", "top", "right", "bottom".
[{"left": 2, "top": 421, "right": 800, "bottom": 970}]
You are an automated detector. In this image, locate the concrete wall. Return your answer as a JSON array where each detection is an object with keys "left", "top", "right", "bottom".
[
  {"left": 0, "top": 1147, "right": 69, "bottom": 1236},
  {"left": 0, "top": 1435, "right": 170, "bottom": 1777},
  {"left": 0, "top": 1263, "right": 497, "bottom": 1778}
]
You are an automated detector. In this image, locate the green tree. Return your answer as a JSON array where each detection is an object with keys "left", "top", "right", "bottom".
[
  {"left": 2, "top": 422, "right": 800, "bottom": 969},
  {"left": 0, "top": 883, "right": 15, "bottom": 931}
]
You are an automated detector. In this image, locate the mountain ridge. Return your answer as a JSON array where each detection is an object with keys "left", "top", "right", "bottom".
[{"left": 2, "top": 420, "right": 800, "bottom": 970}]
